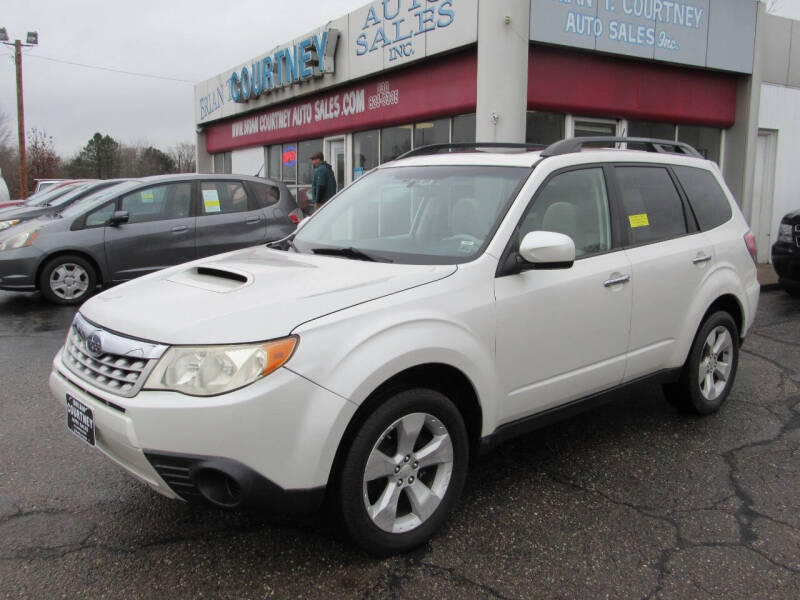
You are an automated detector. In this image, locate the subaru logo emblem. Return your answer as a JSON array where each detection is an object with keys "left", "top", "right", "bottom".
[{"left": 86, "top": 333, "right": 103, "bottom": 357}]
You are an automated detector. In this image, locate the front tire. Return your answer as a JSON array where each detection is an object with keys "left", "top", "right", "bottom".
[
  {"left": 335, "top": 389, "right": 468, "bottom": 556},
  {"left": 664, "top": 311, "right": 739, "bottom": 415},
  {"left": 39, "top": 254, "right": 97, "bottom": 305}
]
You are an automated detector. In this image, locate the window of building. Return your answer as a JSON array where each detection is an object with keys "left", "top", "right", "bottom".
[
  {"left": 452, "top": 114, "right": 476, "bottom": 143},
  {"left": 526, "top": 112, "right": 566, "bottom": 146},
  {"left": 673, "top": 166, "right": 732, "bottom": 231},
  {"left": 213, "top": 152, "right": 232, "bottom": 174},
  {"left": 414, "top": 119, "right": 449, "bottom": 149},
  {"left": 677, "top": 125, "right": 721, "bottom": 164},
  {"left": 519, "top": 168, "right": 612, "bottom": 257},
  {"left": 381, "top": 124, "right": 412, "bottom": 163},
  {"left": 627, "top": 120, "right": 676, "bottom": 142},
  {"left": 615, "top": 166, "right": 688, "bottom": 245},
  {"left": 298, "top": 138, "right": 324, "bottom": 185},
  {"left": 353, "top": 129, "right": 379, "bottom": 179},
  {"left": 266, "top": 144, "right": 282, "bottom": 180}
]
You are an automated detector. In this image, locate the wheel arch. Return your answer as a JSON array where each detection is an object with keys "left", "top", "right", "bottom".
[
  {"left": 35, "top": 249, "right": 106, "bottom": 289},
  {"left": 326, "top": 362, "right": 483, "bottom": 491}
]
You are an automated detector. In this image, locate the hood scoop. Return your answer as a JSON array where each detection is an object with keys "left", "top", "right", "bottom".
[{"left": 167, "top": 265, "right": 253, "bottom": 293}]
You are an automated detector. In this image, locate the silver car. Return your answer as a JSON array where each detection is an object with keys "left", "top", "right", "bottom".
[{"left": 0, "top": 174, "right": 302, "bottom": 304}]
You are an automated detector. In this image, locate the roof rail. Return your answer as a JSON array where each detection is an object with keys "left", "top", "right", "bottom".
[
  {"left": 540, "top": 137, "right": 704, "bottom": 159},
  {"left": 396, "top": 142, "right": 547, "bottom": 160}
]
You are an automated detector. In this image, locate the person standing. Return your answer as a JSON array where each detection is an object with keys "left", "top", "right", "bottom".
[{"left": 310, "top": 152, "right": 337, "bottom": 213}]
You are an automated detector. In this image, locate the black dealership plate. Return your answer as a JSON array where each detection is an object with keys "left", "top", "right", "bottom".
[{"left": 66, "top": 394, "right": 95, "bottom": 446}]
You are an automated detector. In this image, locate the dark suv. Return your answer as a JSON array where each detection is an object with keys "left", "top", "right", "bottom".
[
  {"left": 772, "top": 209, "right": 800, "bottom": 296},
  {"left": 0, "top": 174, "right": 301, "bottom": 304}
]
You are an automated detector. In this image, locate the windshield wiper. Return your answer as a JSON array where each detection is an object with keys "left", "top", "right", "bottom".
[{"left": 311, "top": 246, "right": 393, "bottom": 263}]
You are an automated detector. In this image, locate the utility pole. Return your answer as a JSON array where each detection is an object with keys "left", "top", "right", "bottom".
[{"left": 1, "top": 28, "right": 38, "bottom": 199}]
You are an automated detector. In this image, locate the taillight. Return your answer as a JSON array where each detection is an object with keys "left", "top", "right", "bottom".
[
  {"left": 744, "top": 230, "right": 757, "bottom": 263},
  {"left": 288, "top": 213, "right": 300, "bottom": 225}
]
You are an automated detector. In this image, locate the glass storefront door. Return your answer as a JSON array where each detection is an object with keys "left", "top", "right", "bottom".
[{"left": 326, "top": 137, "right": 346, "bottom": 192}]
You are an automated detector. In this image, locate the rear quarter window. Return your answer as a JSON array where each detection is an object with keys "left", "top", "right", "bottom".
[
  {"left": 249, "top": 182, "right": 281, "bottom": 208},
  {"left": 673, "top": 166, "right": 733, "bottom": 231}
]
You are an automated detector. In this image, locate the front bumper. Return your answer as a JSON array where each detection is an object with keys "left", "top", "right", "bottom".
[
  {"left": 50, "top": 351, "right": 357, "bottom": 511},
  {"left": 0, "top": 245, "right": 41, "bottom": 290}
]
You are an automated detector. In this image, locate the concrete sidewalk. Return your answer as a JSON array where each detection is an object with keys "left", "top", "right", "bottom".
[{"left": 758, "top": 262, "right": 779, "bottom": 290}]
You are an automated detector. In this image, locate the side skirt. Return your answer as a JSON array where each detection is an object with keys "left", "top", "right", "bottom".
[{"left": 479, "top": 368, "right": 682, "bottom": 454}]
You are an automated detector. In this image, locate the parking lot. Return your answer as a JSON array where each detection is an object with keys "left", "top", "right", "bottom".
[{"left": 0, "top": 288, "right": 798, "bottom": 599}]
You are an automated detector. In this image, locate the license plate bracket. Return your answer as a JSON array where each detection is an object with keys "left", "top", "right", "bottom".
[{"left": 66, "top": 394, "right": 95, "bottom": 446}]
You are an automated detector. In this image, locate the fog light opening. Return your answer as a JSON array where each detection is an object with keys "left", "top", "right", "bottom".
[{"left": 195, "top": 468, "right": 243, "bottom": 508}]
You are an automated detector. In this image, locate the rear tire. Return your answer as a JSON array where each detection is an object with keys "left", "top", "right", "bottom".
[
  {"left": 335, "top": 388, "right": 468, "bottom": 556},
  {"left": 39, "top": 254, "right": 97, "bottom": 305},
  {"left": 663, "top": 311, "right": 739, "bottom": 415}
]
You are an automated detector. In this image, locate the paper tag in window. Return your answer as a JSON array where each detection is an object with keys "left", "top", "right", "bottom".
[
  {"left": 628, "top": 213, "right": 650, "bottom": 228},
  {"left": 141, "top": 191, "right": 154, "bottom": 204},
  {"left": 202, "top": 189, "right": 221, "bottom": 213}
]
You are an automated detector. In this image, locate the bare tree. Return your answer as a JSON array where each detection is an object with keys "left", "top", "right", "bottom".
[
  {"left": 26, "top": 128, "right": 63, "bottom": 190},
  {"left": 0, "top": 108, "right": 20, "bottom": 197},
  {"left": 169, "top": 142, "right": 196, "bottom": 173}
]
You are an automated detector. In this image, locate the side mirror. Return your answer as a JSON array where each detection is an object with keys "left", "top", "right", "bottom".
[
  {"left": 518, "top": 231, "right": 575, "bottom": 269},
  {"left": 109, "top": 210, "right": 130, "bottom": 226}
]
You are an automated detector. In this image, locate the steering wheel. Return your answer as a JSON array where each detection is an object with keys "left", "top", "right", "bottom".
[{"left": 444, "top": 233, "right": 482, "bottom": 245}]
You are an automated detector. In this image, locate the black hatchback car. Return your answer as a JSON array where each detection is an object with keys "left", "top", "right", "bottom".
[
  {"left": 772, "top": 209, "right": 800, "bottom": 297},
  {"left": 0, "top": 173, "right": 302, "bottom": 304}
]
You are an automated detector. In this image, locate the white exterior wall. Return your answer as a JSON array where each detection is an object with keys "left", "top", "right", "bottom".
[
  {"left": 759, "top": 83, "right": 800, "bottom": 251},
  {"left": 231, "top": 146, "right": 265, "bottom": 177}
]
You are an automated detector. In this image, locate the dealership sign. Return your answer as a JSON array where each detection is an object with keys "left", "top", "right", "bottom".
[
  {"left": 530, "top": 0, "right": 757, "bottom": 73},
  {"left": 229, "top": 29, "right": 340, "bottom": 103},
  {"left": 206, "top": 52, "right": 476, "bottom": 153},
  {"left": 355, "top": 0, "right": 455, "bottom": 62}
]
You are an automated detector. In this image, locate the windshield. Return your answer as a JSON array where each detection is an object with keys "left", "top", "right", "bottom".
[
  {"left": 23, "top": 183, "right": 84, "bottom": 207},
  {"left": 60, "top": 180, "right": 141, "bottom": 218},
  {"left": 294, "top": 165, "right": 528, "bottom": 264}
]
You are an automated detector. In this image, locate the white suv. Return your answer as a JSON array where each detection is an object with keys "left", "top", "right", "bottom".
[{"left": 50, "top": 138, "right": 760, "bottom": 555}]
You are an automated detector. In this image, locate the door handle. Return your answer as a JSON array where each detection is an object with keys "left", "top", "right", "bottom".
[
  {"left": 171, "top": 225, "right": 188, "bottom": 233},
  {"left": 603, "top": 274, "right": 631, "bottom": 287},
  {"left": 245, "top": 216, "right": 262, "bottom": 225},
  {"left": 692, "top": 253, "right": 712, "bottom": 264}
]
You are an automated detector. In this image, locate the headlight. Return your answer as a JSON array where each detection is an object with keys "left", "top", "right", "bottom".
[
  {"left": 0, "top": 228, "right": 39, "bottom": 252},
  {"left": 0, "top": 220, "right": 20, "bottom": 231},
  {"left": 144, "top": 336, "right": 298, "bottom": 396},
  {"left": 778, "top": 223, "right": 793, "bottom": 244}
]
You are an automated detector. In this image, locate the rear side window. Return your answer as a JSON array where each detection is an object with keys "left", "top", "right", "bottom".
[
  {"left": 250, "top": 182, "right": 281, "bottom": 208},
  {"left": 673, "top": 166, "right": 732, "bottom": 231},
  {"left": 200, "top": 181, "right": 249, "bottom": 215},
  {"left": 615, "top": 166, "right": 687, "bottom": 245}
]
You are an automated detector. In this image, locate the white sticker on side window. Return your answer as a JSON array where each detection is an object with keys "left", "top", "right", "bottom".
[{"left": 202, "top": 189, "right": 221, "bottom": 213}]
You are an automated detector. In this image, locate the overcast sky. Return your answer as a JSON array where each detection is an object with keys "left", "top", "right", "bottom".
[
  {"left": 0, "top": 0, "right": 365, "bottom": 156},
  {"left": 2, "top": 0, "right": 799, "bottom": 157}
]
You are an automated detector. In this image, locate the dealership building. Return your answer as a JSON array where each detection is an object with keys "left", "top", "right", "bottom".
[{"left": 194, "top": 0, "right": 800, "bottom": 262}]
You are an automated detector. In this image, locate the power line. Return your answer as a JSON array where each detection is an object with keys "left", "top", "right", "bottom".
[{"left": 16, "top": 53, "right": 197, "bottom": 84}]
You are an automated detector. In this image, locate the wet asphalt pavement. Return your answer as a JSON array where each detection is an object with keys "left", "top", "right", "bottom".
[{"left": 0, "top": 288, "right": 798, "bottom": 599}]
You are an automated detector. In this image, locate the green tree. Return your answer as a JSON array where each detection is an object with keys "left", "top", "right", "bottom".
[
  {"left": 67, "top": 133, "right": 120, "bottom": 179},
  {"left": 137, "top": 146, "right": 175, "bottom": 176}
]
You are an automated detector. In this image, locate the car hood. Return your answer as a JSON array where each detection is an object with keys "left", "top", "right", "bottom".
[
  {"left": 80, "top": 246, "right": 457, "bottom": 345},
  {"left": 0, "top": 205, "right": 48, "bottom": 221}
]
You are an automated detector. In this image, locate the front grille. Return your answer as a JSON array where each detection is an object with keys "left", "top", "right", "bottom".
[{"left": 61, "top": 313, "right": 167, "bottom": 398}]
